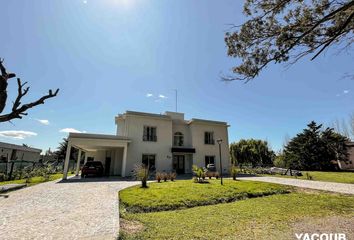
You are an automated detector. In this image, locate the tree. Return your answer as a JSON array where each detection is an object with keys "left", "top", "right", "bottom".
[
  {"left": 331, "top": 113, "right": 354, "bottom": 140},
  {"left": 273, "top": 151, "right": 287, "bottom": 168},
  {"left": 54, "top": 138, "right": 78, "bottom": 162},
  {"left": 230, "top": 139, "right": 275, "bottom": 167},
  {"left": 224, "top": 0, "right": 354, "bottom": 81},
  {"left": 283, "top": 121, "right": 349, "bottom": 170},
  {"left": 0, "top": 59, "right": 59, "bottom": 122}
]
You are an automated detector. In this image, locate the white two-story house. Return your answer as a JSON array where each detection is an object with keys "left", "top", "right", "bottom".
[{"left": 63, "top": 111, "right": 230, "bottom": 179}]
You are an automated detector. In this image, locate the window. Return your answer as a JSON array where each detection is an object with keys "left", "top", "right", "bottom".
[
  {"left": 143, "top": 126, "right": 157, "bottom": 142},
  {"left": 173, "top": 132, "right": 184, "bottom": 146},
  {"left": 142, "top": 154, "right": 156, "bottom": 170},
  {"left": 205, "top": 156, "right": 215, "bottom": 167},
  {"left": 204, "top": 132, "right": 215, "bottom": 144}
]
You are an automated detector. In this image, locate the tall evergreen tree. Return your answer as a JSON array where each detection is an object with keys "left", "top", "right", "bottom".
[
  {"left": 284, "top": 121, "right": 349, "bottom": 170},
  {"left": 54, "top": 138, "right": 78, "bottom": 162}
]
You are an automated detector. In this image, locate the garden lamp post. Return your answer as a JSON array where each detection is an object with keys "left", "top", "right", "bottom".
[{"left": 216, "top": 138, "right": 223, "bottom": 185}]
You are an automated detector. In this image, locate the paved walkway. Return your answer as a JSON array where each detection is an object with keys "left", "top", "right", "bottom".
[
  {"left": 239, "top": 176, "right": 354, "bottom": 195},
  {"left": 0, "top": 177, "right": 139, "bottom": 240}
]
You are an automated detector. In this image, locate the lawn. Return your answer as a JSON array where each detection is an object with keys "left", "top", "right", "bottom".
[
  {"left": 120, "top": 179, "right": 291, "bottom": 213},
  {"left": 0, "top": 173, "right": 71, "bottom": 186},
  {"left": 121, "top": 192, "right": 354, "bottom": 240},
  {"left": 266, "top": 171, "right": 354, "bottom": 184}
]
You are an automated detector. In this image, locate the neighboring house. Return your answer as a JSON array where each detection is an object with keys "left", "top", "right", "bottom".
[
  {"left": 0, "top": 142, "right": 42, "bottom": 162},
  {"left": 337, "top": 142, "right": 354, "bottom": 170},
  {"left": 63, "top": 111, "right": 230, "bottom": 178}
]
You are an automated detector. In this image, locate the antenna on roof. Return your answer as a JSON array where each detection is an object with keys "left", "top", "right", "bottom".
[{"left": 174, "top": 89, "right": 178, "bottom": 112}]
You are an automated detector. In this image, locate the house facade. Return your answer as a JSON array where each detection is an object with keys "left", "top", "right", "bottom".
[
  {"left": 337, "top": 142, "right": 354, "bottom": 170},
  {"left": 0, "top": 142, "right": 42, "bottom": 162},
  {"left": 63, "top": 111, "right": 230, "bottom": 179},
  {"left": 0, "top": 142, "right": 42, "bottom": 174}
]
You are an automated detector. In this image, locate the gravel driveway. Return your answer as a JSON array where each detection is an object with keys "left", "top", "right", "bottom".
[
  {"left": 239, "top": 176, "right": 354, "bottom": 194},
  {"left": 0, "top": 177, "right": 139, "bottom": 240}
]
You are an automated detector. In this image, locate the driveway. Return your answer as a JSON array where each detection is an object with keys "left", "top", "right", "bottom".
[
  {"left": 0, "top": 177, "right": 139, "bottom": 240},
  {"left": 239, "top": 176, "right": 354, "bottom": 195}
]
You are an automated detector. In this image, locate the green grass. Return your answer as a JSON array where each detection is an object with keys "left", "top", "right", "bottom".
[
  {"left": 266, "top": 171, "right": 354, "bottom": 184},
  {"left": 121, "top": 192, "right": 354, "bottom": 240},
  {"left": 0, "top": 173, "right": 72, "bottom": 186},
  {"left": 120, "top": 179, "right": 291, "bottom": 213}
]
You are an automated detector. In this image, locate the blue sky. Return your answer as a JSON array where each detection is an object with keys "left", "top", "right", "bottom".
[{"left": 0, "top": 0, "right": 353, "bottom": 153}]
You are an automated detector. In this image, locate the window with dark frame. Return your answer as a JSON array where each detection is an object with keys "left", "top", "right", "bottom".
[
  {"left": 143, "top": 126, "right": 157, "bottom": 142},
  {"left": 142, "top": 154, "right": 156, "bottom": 170},
  {"left": 204, "top": 131, "right": 215, "bottom": 144},
  {"left": 205, "top": 156, "right": 215, "bottom": 167},
  {"left": 173, "top": 132, "right": 184, "bottom": 146}
]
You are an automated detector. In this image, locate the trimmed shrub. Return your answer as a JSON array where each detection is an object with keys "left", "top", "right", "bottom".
[
  {"left": 133, "top": 164, "right": 149, "bottom": 188},
  {"left": 192, "top": 165, "right": 207, "bottom": 183},
  {"left": 169, "top": 172, "right": 177, "bottom": 181},
  {"left": 230, "top": 166, "right": 238, "bottom": 180},
  {"left": 156, "top": 172, "right": 163, "bottom": 183}
]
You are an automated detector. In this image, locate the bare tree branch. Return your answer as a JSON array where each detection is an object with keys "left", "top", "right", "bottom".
[
  {"left": 224, "top": 0, "right": 354, "bottom": 81},
  {"left": 0, "top": 58, "right": 59, "bottom": 123}
]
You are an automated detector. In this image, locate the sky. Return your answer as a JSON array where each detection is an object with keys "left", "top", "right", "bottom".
[{"left": 0, "top": 0, "right": 353, "bottom": 153}]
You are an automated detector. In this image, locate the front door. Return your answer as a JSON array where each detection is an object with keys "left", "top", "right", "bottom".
[{"left": 173, "top": 155, "right": 185, "bottom": 174}]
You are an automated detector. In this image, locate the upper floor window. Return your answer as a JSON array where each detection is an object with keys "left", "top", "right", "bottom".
[
  {"left": 204, "top": 131, "right": 215, "bottom": 145},
  {"left": 173, "top": 132, "right": 184, "bottom": 146},
  {"left": 143, "top": 126, "right": 157, "bottom": 142}
]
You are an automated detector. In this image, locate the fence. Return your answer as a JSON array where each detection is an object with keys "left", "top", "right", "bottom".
[{"left": 0, "top": 159, "right": 78, "bottom": 181}]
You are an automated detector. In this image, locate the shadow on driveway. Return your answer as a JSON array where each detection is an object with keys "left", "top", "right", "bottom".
[{"left": 57, "top": 175, "right": 137, "bottom": 184}]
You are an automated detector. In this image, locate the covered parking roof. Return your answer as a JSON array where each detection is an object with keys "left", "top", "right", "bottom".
[
  {"left": 63, "top": 133, "right": 131, "bottom": 179},
  {"left": 68, "top": 133, "right": 131, "bottom": 151}
]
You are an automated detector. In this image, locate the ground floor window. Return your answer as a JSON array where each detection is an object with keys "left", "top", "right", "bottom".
[
  {"left": 205, "top": 156, "right": 215, "bottom": 167},
  {"left": 142, "top": 154, "right": 156, "bottom": 170}
]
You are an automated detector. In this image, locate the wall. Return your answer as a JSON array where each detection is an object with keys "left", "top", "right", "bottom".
[
  {"left": 172, "top": 121, "right": 192, "bottom": 147},
  {"left": 115, "top": 112, "right": 231, "bottom": 175},
  {"left": 339, "top": 145, "right": 354, "bottom": 170},
  {"left": 189, "top": 122, "right": 230, "bottom": 173},
  {"left": 122, "top": 115, "right": 173, "bottom": 175},
  {"left": 0, "top": 147, "right": 40, "bottom": 162}
]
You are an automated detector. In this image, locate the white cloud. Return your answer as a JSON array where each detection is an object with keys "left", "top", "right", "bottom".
[
  {"left": 83, "top": 0, "right": 88, "bottom": 4},
  {"left": 146, "top": 93, "right": 153, "bottom": 97},
  {"left": 158, "top": 94, "right": 167, "bottom": 99},
  {"left": 343, "top": 90, "right": 349, "bottom": 94},
  {"left": 59, "top": 128, "right": 84, "bottom": 133},
  {"left": 0, "top": 130, "right": 37, "bottom": 140},
  {"left": 37, "top": 119, "right": 50, "bottom": 125}
]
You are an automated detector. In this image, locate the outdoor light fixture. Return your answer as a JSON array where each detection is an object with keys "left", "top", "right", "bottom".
[{"left": 216, "top": 138, "right": 223, "bottom": 185}]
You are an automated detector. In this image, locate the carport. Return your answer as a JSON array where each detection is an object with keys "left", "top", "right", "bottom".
[{"left": 62, "top": 133, "right": 131, "bottom": 179}]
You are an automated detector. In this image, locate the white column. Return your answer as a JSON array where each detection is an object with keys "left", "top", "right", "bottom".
[
  {"left": 75, "top": 149, "right": 82, "bottom": 176},
  {"left": 84, "top": 153, "right": 88, "bottom": 164},
  {"left": 121, "top": 144, "right": 128, "bottom": 177},
  {"left": 63, "top": 141, "right": 72, "bottom": 180}
]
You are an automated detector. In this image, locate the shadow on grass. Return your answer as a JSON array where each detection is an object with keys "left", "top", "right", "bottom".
[{"left": 57, "top": 176, "right": 138, "bottom": 184}]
